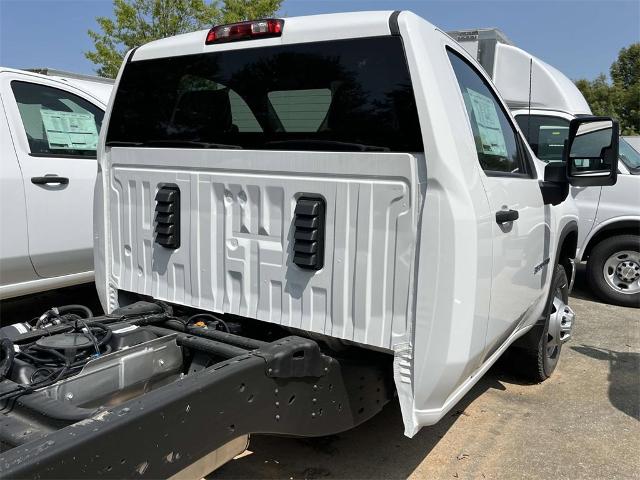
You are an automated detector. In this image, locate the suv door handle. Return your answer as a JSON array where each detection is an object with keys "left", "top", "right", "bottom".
[
  {"left": 31, "top": 175, "right": 69, "bottom": 185},
  {"left": 496, "top": 209, "right": 519, "bottom": 224}
]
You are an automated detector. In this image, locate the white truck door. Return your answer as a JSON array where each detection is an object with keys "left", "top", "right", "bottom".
[
  {"left": 0, "top": 90, "right": 36, "bottom": 289},
  {"left": 0, "top": 75, "right": 103, "bottom": 278},
  {"left": 448, "top": 50, "right": 547, "bottom": 357}
]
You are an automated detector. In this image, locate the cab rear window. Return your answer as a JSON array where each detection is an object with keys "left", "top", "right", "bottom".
[{"left": 106, "top": 36, "right": 423, "bottom": 152}]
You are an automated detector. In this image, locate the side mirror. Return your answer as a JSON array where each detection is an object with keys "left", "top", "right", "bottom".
[
  {"left": 564, "top": 116, "right": 619, "bottom": 187},
  {"left": 540, "top": 162, "right": 569, "bottom": 205}
]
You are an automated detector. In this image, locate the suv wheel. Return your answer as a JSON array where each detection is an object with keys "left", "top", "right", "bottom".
[{"left": 587, "top": 235, "right": 640, "bottom": 308}]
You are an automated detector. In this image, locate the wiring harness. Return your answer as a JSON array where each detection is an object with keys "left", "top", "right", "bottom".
[{"left": 0, "top": 305, "right": 114, "bottom": 403}]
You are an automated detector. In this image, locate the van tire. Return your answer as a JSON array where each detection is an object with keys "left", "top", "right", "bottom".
[
  {"left": 586, "top": 235, "right": 640, "bottom": 308},
  {"left": 514, "top": 265, "right": 568, "bottom": 383}
]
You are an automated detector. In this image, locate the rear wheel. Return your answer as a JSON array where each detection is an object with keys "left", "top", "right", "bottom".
[
  {"left": 515, "top": 264, "right": 574, "bottom": 382},
  {"left": 587, "top": 235, "right": 640, "bottom": 308}
]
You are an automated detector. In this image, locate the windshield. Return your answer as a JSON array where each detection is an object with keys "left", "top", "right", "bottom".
[
  {"left": 619, "top": 138, "right": 640, "bottom": 172},
  {"left": 516, "top": 114, "right": 640, "bottom": 173},
  {"left": 106, "top": 36, "right": 423, "bottom": 152},
  {"left": 515, "top": 114, "right": 569, "bottom": 162}
]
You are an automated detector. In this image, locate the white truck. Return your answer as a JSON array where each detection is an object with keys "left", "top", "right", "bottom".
[
  {"left": 449, "top": 29, "right": 640, "bottom": 307},
  {"left": 0, "top": 11, "right": 619, "bottom": 478},
  {"left": 0, "top": 68, "right": 113, "bottom": 299}
]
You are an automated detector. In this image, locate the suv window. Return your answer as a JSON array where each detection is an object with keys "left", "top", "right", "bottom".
[
  {"left": 447, "top": 49, "right": 527, "bottom": 175},
  {"left": 515, "top": 115, "right": 569, "bottom": 162},
  {"left": 11, "top": 81, "right": 104, "bottom": 158},
  {"left": 106, "top": 36, "right": 423, "bottom": 152}
]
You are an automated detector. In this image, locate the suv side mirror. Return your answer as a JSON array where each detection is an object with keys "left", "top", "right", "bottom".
[{"left": 564, "top": 116, "right": 619, "bottom": 187}]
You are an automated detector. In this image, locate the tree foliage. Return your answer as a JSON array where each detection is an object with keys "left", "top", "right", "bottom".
[
  {"left": 575, "top": 43, "right": 640, "bottom": 135},
  {"left": 86, "top": 0, "right": 282, "bottom": 78}
]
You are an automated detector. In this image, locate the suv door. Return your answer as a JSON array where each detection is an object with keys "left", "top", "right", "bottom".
[
  {"left": 0, "top": 74, "right": 104, "bottom": 278},
  {"left": 447, "top": 49, "right": 547, "bottom": 357}
]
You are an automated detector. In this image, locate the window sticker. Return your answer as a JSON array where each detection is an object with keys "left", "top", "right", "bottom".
[
  {"left": 40, "top": 109, "right": 98, "bottom": 150},
  {"left": 466, "top": 88, "right": 507, "bottom": 157}
]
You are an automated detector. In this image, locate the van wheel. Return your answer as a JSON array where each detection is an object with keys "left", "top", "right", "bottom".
[
  {"left": 587, "top": 235, "right": 640, "bottom": 308},
  {"left": 515, "top": 265, "right": 573, "bottom": 383}
]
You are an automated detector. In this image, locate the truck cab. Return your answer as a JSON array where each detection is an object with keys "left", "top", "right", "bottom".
[
  {"left": 0, "top": 11, "right": 619, "bottom": 478},
  {"left": 450, "top": 29, "right": 640, "bottom": 307}
]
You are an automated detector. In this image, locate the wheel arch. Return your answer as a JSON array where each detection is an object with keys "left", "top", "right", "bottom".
[
  {"left": 580, "top": 218, "right": 640, "bottom": 262},
  {"left": 556, "top": 221, "right": 579, "bottom": 285},
  {"left": 513, "top": 222, "right": 578, "bottom": 352}
]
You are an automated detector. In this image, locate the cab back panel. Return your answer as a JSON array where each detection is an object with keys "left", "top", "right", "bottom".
[{"left": 108, "top": 148, "right": 420, "bottom": 349}]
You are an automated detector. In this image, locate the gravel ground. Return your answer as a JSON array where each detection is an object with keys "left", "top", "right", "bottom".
[{"left": 213, "top": 268, "right": 640, "bottom": 479}]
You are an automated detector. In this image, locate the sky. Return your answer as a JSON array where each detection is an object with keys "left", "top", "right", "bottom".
[{"left": 0, "top": 0, "right": 638, "bottom": 80}]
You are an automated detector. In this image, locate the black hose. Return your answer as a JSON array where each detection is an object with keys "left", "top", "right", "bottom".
[
  {"left": 165, "top": 318, "right": 188, "bottom": 331},
  {"left": 0, "top": 338, "right": 15, "bottom": 380},
  {"left": 34, "top": 304, "right": 94, "bottom": 329},
  {"left": 91, "top": 322, "right": 113, "bottom": 347},
  {"left": 56, "top": 304, "right": 93, "bottom": 319},
  {"left": 147, "top": 326, "right": 249, "bottom": 358},
  {"left": 161, "top": 319, "right": 266, "bottom": 350}
]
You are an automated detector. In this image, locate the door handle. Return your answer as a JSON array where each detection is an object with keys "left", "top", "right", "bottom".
[
  {"left": 31, "top": 175, "right": 69, "bottom": 185},
  {"left": 496, "top": 209, "right": 519, "bottom": 224}
]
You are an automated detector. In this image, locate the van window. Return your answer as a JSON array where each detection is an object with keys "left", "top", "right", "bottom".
[
  {"left": 447, "top": 50, "right": 528, "bottom": 175},
  {"left": 515, "top": 115, "right": 569, "bottom": 162},
  {"left": 106, "top": 36, "right": 423, "bottom": 152},
  {"left": 619, "top": 138, "right": 640, "bottom": 172},
  {"left": 11, "top": 81, "right": 104, "bottom": 158}
]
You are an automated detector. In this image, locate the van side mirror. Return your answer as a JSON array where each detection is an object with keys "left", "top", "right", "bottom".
[{"left": 564, "top": 117, "right": 618, "bottom": 187}]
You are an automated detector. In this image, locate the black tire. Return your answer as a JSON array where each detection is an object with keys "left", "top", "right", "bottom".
[
  {"left": 514, "top": 264, "right": 569, "bottom": 383},
  {"left": 586, "top": 234, "right": 640, "bottom": 308}
]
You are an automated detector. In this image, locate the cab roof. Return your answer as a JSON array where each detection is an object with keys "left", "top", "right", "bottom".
[
  {"left": 132, "top": 11, "right": 398, "bottom": 62},
  {"left": 0, "top": 66, "right": 111, "bottom": 106}
]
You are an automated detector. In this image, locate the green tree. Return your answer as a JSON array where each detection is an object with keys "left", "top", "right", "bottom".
[
  {"left": 86, "top": 0, "right": 282, "bottom": 78},
  {"left": 575, "top": 43, "right": 640, "bottom": 135},
  {"left": 610, "top": 43, "right": 640, "bottom": 135}
]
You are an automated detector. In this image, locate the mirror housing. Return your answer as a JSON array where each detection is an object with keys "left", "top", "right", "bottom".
[
  {"left": 564, "top": 116, "right": 619, "bottom": 187},
  {"left": 540, "top": 162, "right": 569, "bottom": 205}
]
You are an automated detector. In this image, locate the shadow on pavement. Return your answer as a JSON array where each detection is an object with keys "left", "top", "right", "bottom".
[
  {"left": 0, "top": 283, "right": 103, "bottom": 327},
  {"left": 571, "top": 344, "right": 640, "bottom": 421},
  {"left": 213, "top": 359, "right": 519, "bottom": 480}
]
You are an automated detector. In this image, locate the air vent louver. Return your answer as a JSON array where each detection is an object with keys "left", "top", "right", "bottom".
[
  {"left": 155, "top": 185, "right": 180, "bottom": 249},
  {"left": 293, "top": 197, "right": 325, "bottom": 270}
]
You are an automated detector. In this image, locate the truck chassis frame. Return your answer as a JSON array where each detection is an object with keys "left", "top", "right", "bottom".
[{"left": 0, "top": 307, "right": 392, "bottom": 479}]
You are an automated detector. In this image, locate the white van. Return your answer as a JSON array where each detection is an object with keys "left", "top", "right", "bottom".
[{"left": 0, "top": 68, "right": 113, "bottom": 299}]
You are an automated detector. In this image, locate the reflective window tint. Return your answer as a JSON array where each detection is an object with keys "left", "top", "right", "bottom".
[
  {"left": 107, "top": 37, "right": 423, "bottom": 152},
  {"left": 447, "top": 50, "right": 525, "bottom": 174}
]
